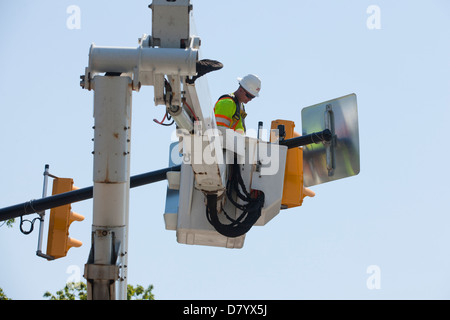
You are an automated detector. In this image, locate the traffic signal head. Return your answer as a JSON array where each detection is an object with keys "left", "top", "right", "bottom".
[
  {"left": 47, "top": 178, "right": 84, "bottom": 260},
  {"left": 271, "top": 120, "right": 315, "bottom": 208}
]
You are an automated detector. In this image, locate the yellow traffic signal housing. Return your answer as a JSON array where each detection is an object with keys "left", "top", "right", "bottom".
[
  {"left": 47, "top": 178, "right": 84, "bottom": 260},
  {"left": 271, "top": 120, "right": 315, "bottom": 208}
]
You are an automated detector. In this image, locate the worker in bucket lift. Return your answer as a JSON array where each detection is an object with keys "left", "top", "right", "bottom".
[{"left": 214, "top": 74, "right": 261, "bottom": 135}]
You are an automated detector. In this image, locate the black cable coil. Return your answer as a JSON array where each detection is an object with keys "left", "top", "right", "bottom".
[{"left": 206, "top": 162, "right": 265, "bottom": 238}]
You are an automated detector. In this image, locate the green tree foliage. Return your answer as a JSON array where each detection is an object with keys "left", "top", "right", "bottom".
[
  {"left": 0, "top": 287, "right": 11, "bottom": 300},
  {"left": 127, "top": 284, "right": 155, "bottom": 300},
  {"left": 43, "top": 282, "right": 155, "bottom": 300},
  {"left": 43, "top": 282, "right": 87, "bottom": 300},
  {"left": 6, "top": 219, "right": 15, "bottom": 227},
  {"left": 0, "top": 218, "right": 15, "bottom": 228}
]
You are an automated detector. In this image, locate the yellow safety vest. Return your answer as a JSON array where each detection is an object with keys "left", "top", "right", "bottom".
[{"left": 214, "top": 94, "right": 247, "bottom": 135}]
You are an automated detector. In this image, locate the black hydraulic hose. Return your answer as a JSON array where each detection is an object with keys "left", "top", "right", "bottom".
[{"left": 206, "top": 162, "right": 264, "bottom": 238}]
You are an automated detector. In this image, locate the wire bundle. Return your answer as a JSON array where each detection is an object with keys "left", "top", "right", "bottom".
[{"left": 206, "top": 162, "right": 265, "bottom": 238}]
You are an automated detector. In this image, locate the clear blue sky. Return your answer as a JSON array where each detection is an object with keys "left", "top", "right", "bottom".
[{"left": 1, "top": 0, "right": 449, "bottom": 300}]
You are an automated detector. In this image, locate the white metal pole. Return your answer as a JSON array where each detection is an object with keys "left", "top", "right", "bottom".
[
  {"left": 87, "top": 75, "right": 132, "bottom": 300},
  {"left": 36, "top": 164, "right": 53, "bottom": 260}
]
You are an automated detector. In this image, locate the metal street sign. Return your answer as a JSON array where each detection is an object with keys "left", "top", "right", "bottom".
[{"left": 301, "top": 93, "right": 360, "bottom": 187}]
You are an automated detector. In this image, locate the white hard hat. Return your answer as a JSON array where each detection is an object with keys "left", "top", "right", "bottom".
[{"left": 238, "top": 74, "right": 261, "bottom": 97}]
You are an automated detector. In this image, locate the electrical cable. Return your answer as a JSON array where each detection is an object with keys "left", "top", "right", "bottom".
[
  {"left": 18, "top": 200, "right": 41, "bottom": 235},
  {"left": 153, "top": 111, "right": 175, "bottom": 126},
  {"left": 206, "top": 162, "right": 265, "bottom": 238},
  {"left": 153, "top": 78, "right": 175, "bottom": 126},
  {"left": 19, "top": 215, "right": 41, "bottom": 235},
  {"left": 182, "top": 98, "right": 199, "bottom": 122}
]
